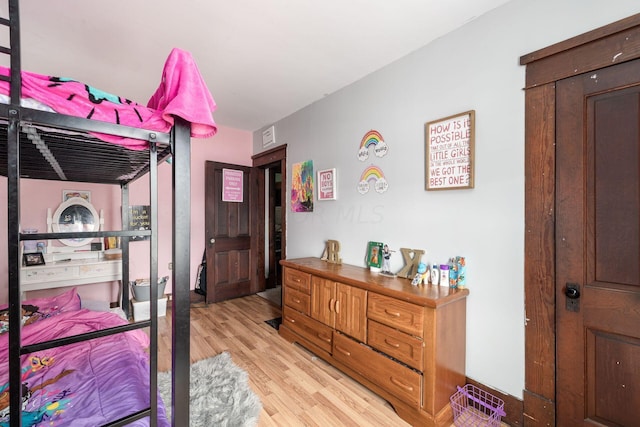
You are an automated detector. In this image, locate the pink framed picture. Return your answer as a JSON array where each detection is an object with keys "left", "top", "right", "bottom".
[{"left": 317, "top": 168, "right": 337, "bottom": 201}]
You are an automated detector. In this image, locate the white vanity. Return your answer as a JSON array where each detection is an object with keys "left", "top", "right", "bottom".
[{"left": 20, "top": 253, "right": 122, "bottom": 293}]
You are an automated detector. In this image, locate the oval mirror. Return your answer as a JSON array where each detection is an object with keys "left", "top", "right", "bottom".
[{"left": 51, "top": 197, "right": 99, "bottom": 247}]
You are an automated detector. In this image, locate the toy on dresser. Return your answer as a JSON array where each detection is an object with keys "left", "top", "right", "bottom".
[{"left": 411, "top": 262, "right": 429, "bottom": 285}]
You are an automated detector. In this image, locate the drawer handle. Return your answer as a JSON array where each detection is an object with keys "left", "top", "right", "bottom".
[
  {"left": 335, "top": 345, "right": 351, "bottom": 357},
  {"left": 293, "top": 297, "right": 301, "bottom": 304},
  {"left": 285, "top": 317, "right": 296, "bottom": 324},
  {"left": 384, "top": 338, "right": 400, "bottom": 348},
  {"left": 318, "top": 333, "right": 331, "bottom": 343},
  {"left": 390, "top": 376, "right": 414, "bottom": 392},
  {"left": 384, "top": 309, "right": 401, "bottom": 318}
]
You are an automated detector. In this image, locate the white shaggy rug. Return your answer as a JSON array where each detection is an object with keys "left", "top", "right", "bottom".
[{"left": 158, "top": 352, "right": 262, "bottom": 427}]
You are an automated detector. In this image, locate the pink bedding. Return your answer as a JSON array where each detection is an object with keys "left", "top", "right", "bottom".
[
  {"left": 0, "top": 48, "right": 217, "bottom": 150},
  {"left": 0, "top": 290, "right": 169, "bottom": 426},
  {"left": 0, "top": 289, "right": 81, "bottom": 335}
]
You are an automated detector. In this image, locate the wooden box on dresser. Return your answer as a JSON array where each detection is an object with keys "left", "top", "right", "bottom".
[{"left": 279, "top": 257, "right": 469, "bottom": 427}]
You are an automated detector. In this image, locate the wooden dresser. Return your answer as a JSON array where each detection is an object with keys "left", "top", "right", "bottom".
[{"left": 279, "top": 257, "right": 468, "bottom": 427}]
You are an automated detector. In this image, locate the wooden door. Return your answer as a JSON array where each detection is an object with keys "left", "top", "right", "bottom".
[
  {"left": 556, "top": 58, "right": 640, "bottom": 426},
  {"left": 204, "top": 161, "right": 253, "bottom": 303},
  {"left": 335, "top": 283, "right": 367, "bottom": 342},
  {"left": 310, "top": 276, "right": 335, "bottom": 327}
]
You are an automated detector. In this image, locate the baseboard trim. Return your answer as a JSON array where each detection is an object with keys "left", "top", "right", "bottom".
[{"left": 465, "top": 377, "right": 523, "bottom": 426}]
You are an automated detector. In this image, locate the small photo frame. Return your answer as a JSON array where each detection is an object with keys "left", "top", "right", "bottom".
[
  {"left": 366, "top": 241, "right": 384, "bottom": 268},
  {"left": 63, "top": 190, "right": 91, "bottom": 202},
  {"left": 317, "top": 168, "right": 337, "bottom": 201},
  {"left": 23, "top": 252, "right": 45, "bottom": 266}
]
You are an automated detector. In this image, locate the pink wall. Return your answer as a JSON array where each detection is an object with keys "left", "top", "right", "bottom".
[{"left": 0, "top": 124, "right": 252, "bottom": 305}]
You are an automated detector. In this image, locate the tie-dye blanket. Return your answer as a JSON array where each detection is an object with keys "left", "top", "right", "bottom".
[
  {"left": 0, "top": 309, "right": 169, "bottom": 426},
  {"left": 0, "top": 48, "right": 217, "bottom": 150}
]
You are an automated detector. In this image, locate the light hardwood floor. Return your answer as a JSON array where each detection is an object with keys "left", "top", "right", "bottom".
[{"left": 156, "top": 294, "right": 412, "bottom": 426}]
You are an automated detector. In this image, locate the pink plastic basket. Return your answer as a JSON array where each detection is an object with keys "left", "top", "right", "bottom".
[{"left": 450, "top": 384, "right": 506, "bottom": 426}]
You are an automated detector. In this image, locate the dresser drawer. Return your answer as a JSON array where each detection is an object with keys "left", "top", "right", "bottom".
[
  {"left": 284, "top": 287, "right": 310, "bottom": 315},
  {"left": 367, "top": 293, "right": 424, "bottom": 337},
  {"left": 283, "top": 268, "right": 311, "bottom": 294},
  {"left": 282, "top": 307, "right": 333, "bottom": 353},
  {"left": 368, "top": 320, "right": 424, "bottom": 371},
  {"left": 333, "top": 332, "right": 422, "bottom": 407}
]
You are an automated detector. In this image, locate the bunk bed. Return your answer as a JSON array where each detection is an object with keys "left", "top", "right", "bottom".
[{"left": 1, "top": 1, "right": 217, "bottom": 425}]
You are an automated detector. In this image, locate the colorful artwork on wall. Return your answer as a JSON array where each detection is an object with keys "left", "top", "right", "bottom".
[
  {"left": 291, "top": 160, "right": 314, "bottom": 212},
  {"left": 358, "top": 129, "right": 388, "bottom": 161},
  {"left": 357, "top": 165, "right": 388, "bottom": 194}
]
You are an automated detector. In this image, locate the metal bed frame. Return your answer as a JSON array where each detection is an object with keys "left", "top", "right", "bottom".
[{"left": 1, "top": 1, "right": 191, "bottom": 425}]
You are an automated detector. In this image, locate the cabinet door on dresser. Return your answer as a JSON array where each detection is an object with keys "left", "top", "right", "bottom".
[
  {"left": 335, "top": 283, "right": 367, "bottom": 342},
  {"left": 311, "top": 277, "right": 368, "bottom": 342},
  {"left": 310, "top": 275, "right": 335, "bottom": 326}
]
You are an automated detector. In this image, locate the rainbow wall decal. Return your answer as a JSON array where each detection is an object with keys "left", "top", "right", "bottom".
[
  {"left": 358, "top": 129, "right": 388, "bottom": 161},
  {"left": 357, "top": 165, "right": 389, "bottom": 194}
]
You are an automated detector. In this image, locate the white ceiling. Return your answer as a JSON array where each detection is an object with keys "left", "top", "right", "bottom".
[{"left": 3, "top": 0, "right": 510, "bottom": 132}]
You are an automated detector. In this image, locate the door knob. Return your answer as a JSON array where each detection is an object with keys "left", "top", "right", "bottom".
[
  {"left": 565, "top": 284, "right": 580, "bottom": 299},
  {"left": 565, "top": 283, "right": 580, "bottom": 312},
  {"left": 210, "top": 238, "right": 215, "bottom": 244}
]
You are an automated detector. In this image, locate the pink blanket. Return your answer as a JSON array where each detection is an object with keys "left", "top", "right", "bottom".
[
  {"left": 0, "top": 309, "right": 169, "bottom": 426},
  {"left": 0, "top": 48, "right": 217, "bottom": 150}
]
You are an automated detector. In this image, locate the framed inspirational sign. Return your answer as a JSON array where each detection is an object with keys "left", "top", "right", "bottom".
[
  {"left": 425, "top": 110, "right": 475, "bottom": 191},
  {"left": 222, "top": 168, "right": 244, "bottom": 202},
  {"left": 317, "top": 168, "right": 337, "bottom": 201}
]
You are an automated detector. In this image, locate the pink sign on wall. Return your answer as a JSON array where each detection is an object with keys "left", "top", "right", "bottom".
[{"left": 222, "top": 168, "right": 243, "bottom": 202}]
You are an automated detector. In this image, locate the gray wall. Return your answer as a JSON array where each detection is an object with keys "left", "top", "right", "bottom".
[{"left": 254, "top": 0, "right": 639, "bottom": 398}]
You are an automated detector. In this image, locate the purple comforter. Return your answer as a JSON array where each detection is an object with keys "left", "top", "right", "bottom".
[{"left": 0, "top": 309, "right": 169, "bottom": 426}]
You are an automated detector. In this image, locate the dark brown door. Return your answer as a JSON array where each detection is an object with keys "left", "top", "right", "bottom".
[
  {"left": 556, "top": 59, "right": 640, "bottom": 426},
  {"left": 204, "top": 161, "right": 253, "bottom": 303}
]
